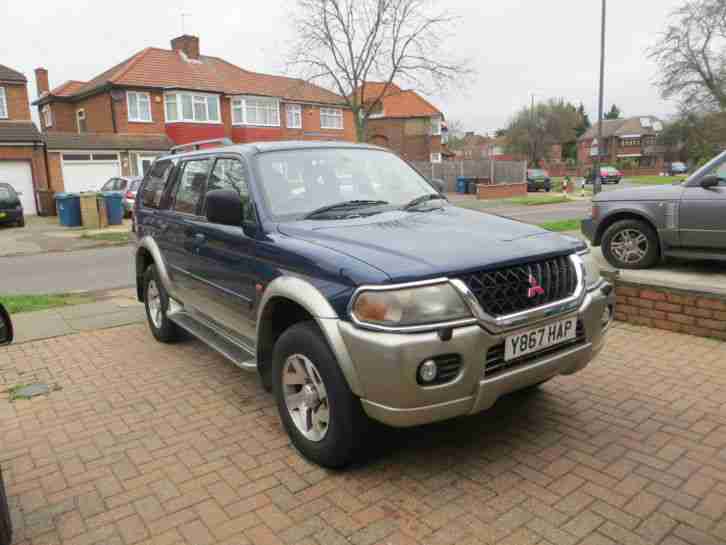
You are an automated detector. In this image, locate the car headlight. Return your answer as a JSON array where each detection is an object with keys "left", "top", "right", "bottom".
[
  {"left": 351, "top": 283, "right": 472, "bottom": 328},
  {"left": 578, "top": 249, "right": 602, "bottom": 290}
]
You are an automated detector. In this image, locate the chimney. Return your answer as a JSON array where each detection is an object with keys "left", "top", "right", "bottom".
[
  {"left": 171, "top": 35, "right": 200, "bottom": 60},
  {"left": 35, "top": 67, "right": 49, "bottom": 95}
]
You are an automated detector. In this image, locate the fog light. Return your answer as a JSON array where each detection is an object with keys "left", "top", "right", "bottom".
[{"left": 418, "top": 360, "right": 438, "bottom": 383}]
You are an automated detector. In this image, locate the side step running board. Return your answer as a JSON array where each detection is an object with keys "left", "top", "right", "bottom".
[
  {"left": 169, "top": 311, "right": 258, "bottom": 372},
  {"left": 665, "top": 250, "right": 726, "bottom": 262}
]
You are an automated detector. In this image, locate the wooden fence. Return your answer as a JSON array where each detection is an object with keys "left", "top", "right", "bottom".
[{"left": 410, "top": 160, "right": 527, "bottom": 193}]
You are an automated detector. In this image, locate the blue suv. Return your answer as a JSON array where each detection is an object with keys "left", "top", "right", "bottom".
[{"left": 134, "top": 139, "right": 614, "bottom": 468}]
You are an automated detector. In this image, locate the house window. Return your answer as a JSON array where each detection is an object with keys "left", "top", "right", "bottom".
[
  {"left": 431, "top": 117, "right": 442, "bottom": 136},
  {"left": 430, "top": 152, "right": 442, "bottom": 163},
  {"left": 231, "top": 97, "right": 280, "bottom": 127},
  {"left": 127, "top": 91, "right": 152, "bottom": 123},
  {"left": 164, "top": 92, "right": 221, "bottom": 123},
  {"left": 320, "top": 108, "right": 343, "bottom": 130},
  {"left": 42, "top": 105, "right": 53, "bottom": 127},
  {"left": 0, "top": 87, "right": 6, "bottom": 119},
  {"left": 621, "top": 138, "right": 641, "bottom": 147},
  {"left": 76, "top": 109, "right": 87, "bottom": 133},
  {"left": 286, "top": 104, "right": 302, "bottom": 129}
]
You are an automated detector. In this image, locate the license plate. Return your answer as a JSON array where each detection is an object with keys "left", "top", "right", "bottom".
[{"left": 505, "top": 318, "right": 577, "bottom": 361}]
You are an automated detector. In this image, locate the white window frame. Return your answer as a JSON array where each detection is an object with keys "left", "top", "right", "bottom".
[
  {"left": 286, "top": 103, "right": 302, "bottom": 129},
  {"left": 430, "top": 152, "right": 442, "bottom": 163},
  {"left": 127, "top": 91, "right": 152, "bottom": 123},
  {"left": 0, "top": 87, "right": 6, "bottom": 119},
  {"left": 163, "top": 92, "right": 221, "bottom": 124},
  {"left": 42, "top": 104, "right": 53, "bottom": 127},
  {"left": 431, "top": 116, "right": 442, "bottom": 136},
  {"left": 320, "top": 107, "right": 344, "bottom": 130},
  {"left": 231, "top": 96, "right": 281, "bottom": 127}
]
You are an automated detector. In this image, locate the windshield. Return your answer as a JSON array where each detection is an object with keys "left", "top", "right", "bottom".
[
  {"left": 0, "top": 186, "right": 16, "bottom": 199},
  {"left": 255, "top": 148, "right": 437, "bottom": 219}
]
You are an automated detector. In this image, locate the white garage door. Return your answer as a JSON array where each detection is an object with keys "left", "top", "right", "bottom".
[
  {"left": 0, "top": 161, "right": 37, "bottom": 215},
  {"left": 61, "top": 153, "right": 121, "bottom": 193}
]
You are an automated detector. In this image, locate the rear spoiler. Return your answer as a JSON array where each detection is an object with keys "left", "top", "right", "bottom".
[{"left": 169, "top": 138, "right": 233, "bottom": 155}]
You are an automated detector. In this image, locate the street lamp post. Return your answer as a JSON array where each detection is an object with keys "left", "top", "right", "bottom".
[{"left": 594, "top": 0, "right": 607, "bottom": 195}]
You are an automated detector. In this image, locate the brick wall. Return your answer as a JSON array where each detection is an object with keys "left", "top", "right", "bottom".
[
  {"left": 3, "top": 83, "right": 31, "bottom": 120},
  {"left": 47, "top": 152, "right": 64, "bottom": 192},
  {"left": 42, "top": 102, "right": 77, "bottom": 132},
  {"left": 114, "top": 90, "right": 167, "bottom": 134},
  {"left": 477, "top": 182, "right": 527, "bottom": 200},
  {"left": 78, "top": 92, "right": 115, "bottom": 133},
  {"left": 615, "top": 283, "right": 726, "bottom": 340},
  {"left": 367, "top": 117, "right": 435, "bottom": 161}
]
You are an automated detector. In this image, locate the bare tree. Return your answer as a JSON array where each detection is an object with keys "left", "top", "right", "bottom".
[
  {"left": 650, "top": 0, "right": 726, "bottom": 112},
  {"left": 286, "top": 0, "right": 472, "bottom": 141}
]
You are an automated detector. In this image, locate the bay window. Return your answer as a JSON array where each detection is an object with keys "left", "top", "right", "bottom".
[
  {"left": 164, "top": 92, "right": 221, "bottom": 123},
  {"left": 231, "top": 96, "right": 280, "bottom": 127},
  {"left": 320, "top": 107, "right": 343, "bottom": 129},
  {"left": 127, "top": 91, "right": 152, "bottom": 122}
]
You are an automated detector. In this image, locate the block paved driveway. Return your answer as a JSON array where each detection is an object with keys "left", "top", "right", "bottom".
[{"left": 2, "top": 323, "right": 726, "bottom": 545}]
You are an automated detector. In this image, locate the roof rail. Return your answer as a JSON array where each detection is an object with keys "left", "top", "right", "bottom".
[{"left": 169, "top": 138, "right": 234, "bottom": 155}]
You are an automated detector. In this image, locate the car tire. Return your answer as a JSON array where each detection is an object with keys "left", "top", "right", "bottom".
[
  {"left": 602, "top": 219, "right": 660, "bottom": 270},
  {"left": 272, "top": 321, "right": 368, "bottom": 468},
  {"left": 143, "top": 265, "right": 180, "bottom": 343}
]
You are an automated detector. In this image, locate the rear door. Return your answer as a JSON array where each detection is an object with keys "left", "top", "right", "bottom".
[
  {"left": 157, "top": 157, "right": 213, "bottom": 309},
  {"left": 188, "top": 155, "right": 258, "bottom": 342}
]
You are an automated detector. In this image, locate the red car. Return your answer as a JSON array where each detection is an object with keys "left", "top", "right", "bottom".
[{"left": 588, "top": 166, "right": 622, "bottom": 185}]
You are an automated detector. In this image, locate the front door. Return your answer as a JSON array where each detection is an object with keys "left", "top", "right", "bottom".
[
  {"left": 679, "top": 162, "right": 726, "bottom": 249},
  {"left": 187, "top": 156, "right": 258, "bottom": 344}
]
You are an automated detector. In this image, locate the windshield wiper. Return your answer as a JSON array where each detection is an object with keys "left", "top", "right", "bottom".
[
  {"left": 304, "top": 200, "right": 389, "bottom": 219},
  {"left": 402, "top": 193, "right": 446, "bottom": 211}
]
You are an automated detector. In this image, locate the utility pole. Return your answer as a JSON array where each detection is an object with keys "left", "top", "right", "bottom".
[{"left": 594, "top": 0, "right": 607, "bottom": 195}]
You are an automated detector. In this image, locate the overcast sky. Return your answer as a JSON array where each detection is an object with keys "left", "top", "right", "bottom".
[{"left": 3, "top": 0, "right": 683, "bottom": 134}]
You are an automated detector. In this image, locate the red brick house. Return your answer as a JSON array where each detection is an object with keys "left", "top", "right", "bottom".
[
  {"left": 0, "top": 64, "right": 47, "bottom": 214},
  {"left": 577, "top": 116, "right": 665, "bottom": 168},
  {"left": 356, "top": 83, "right": 449, "bottom": 162},
  {"left": 32, "top": 35, "right": 356, "bottom": 193}
]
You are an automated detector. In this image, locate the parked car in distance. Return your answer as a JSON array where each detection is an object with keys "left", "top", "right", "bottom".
[
  {"left": 526, "top": 169, "right": 551, "bottom": 192},
  {"left": 100, "top": 176, "right": 142, "bottom": 217},
  {"left": 587, "top": 166, "right": 622, "bottom": 185},
  {"left": 134, "top": 140, "right": 614, "bottom": 468},
  {"left": 582, "top": 150, "right": 726, "bottom": 269},
  {"left": 667, "top": 162, "right": 688, "bottom": 176},
  {"left": 0, "top": 183, "right": 25, "bottom": 228}
]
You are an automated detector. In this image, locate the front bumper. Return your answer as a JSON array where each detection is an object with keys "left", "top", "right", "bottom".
[
  {"left": 0, "top": 209, "right": 22, "bottom": 224},
  {"left": 339, "top": 284, "right": 615, "bottom": 427},
  {"left": 581, "top": 217, "right": 595, "bottom": 242}
]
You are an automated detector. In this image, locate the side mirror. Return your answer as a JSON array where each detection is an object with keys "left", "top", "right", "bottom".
[
  {"left": 430, "top": 179, "right": 445, "bottom": 193},
  {"left": 700, "top": 176, "right": 721, "bottom": 189},
  {"left": 206, "top": 189, "right": 244, "bottom": 226},
  {"left": 0, "top": 304, "right": 13, "bottom": 346}
]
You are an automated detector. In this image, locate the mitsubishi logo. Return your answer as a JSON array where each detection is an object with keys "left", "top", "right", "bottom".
[{"left": 527, "top": 275, "right": 545, "bottom": 298}]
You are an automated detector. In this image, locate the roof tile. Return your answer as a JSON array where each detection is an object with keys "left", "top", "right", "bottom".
[
  {"left": 0, "top": 64, "right": 27, "bottom": 83},
  {"left": 0, "top": 121, "right": 42, "bottom": 143},
  {"left": 45, "top": 132, "right": 173, "bottom": 151}
]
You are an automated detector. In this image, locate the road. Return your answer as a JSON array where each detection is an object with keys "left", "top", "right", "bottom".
[
  {"left": 1, "top": 181, "right": 634, "bottom": 295},
  {"left": 3, "top": 245, "right": 134, "bottom": 294}
]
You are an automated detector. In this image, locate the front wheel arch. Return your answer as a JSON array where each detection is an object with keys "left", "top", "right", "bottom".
[{"left": 594, "top": 211, "right": 659, "bottom": 247}]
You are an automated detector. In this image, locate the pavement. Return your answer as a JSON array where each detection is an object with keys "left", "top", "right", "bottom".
[
  {"left": 2, "top": 322, "right": 726, "bottom": 545},
  {"left": 9, "top": 289, "right": 145, "bottom": 344},
  {"left": 0, "top": 216, "right": 132, "bottom": 258}
]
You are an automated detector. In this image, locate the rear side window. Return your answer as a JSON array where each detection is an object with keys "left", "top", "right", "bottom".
[
  {"left": 141, "top": 160, "right": 174, "bottom": 209},
  {"left": 173, "top": 159, "right": 211, "bottom": 215}
]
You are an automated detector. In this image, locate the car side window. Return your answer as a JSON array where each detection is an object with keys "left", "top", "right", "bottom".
[
  {"left": 101, "top": 179, "right": 114, "bottom": 191},
  {"left": 205, "top": 157, "right": 255, "bottom": 223},
  {"left": 118, "top": 179, "right": 128, "bottom": 191},
  {"left": 173, "top": 159, "right": 211, "bottom": 215},
  {"left": 141, "top": 160, "right": 174, "bottom": 209}
]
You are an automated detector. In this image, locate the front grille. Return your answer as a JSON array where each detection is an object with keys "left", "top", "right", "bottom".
[
  {"left": 484, "top": 320, "right": 585, "bottom": 378},
  {"left": 455, "top": 255, "right": 578, "bottom": 318},
  {"left": 418, "top": 354, "right": 462, "bottom": 386}
]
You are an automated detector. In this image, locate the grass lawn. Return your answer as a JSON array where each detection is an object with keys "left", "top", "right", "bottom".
[
  {"left": 505, "top": 195, "right": 572, "bottom": 206},
  {"left": 538, "top": 219, "right": 582, "bottom": 232},
  {"left": 627, "top": 175, "right": 685, "bottom": 185},
  {"left": 81, "top": 231, "right": 131, "bottom": 243},
  {"left": 0, "top": 293, "right": 93, "bottom": 314}
]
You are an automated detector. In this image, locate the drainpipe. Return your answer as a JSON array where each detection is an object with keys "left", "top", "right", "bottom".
[{"left": 110, "top": 92, "right": 118, "bottom": 133}]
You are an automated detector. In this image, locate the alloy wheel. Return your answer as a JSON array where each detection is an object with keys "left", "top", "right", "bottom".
[
  {"left": 610, "top": 229, "right": 649, "bottom": 264},
  {"left": 282, "top": 354, "right": 330, "bottom": 442},
  {"left": 146, "top": 279, "right": 163, "bottom": 329}
]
